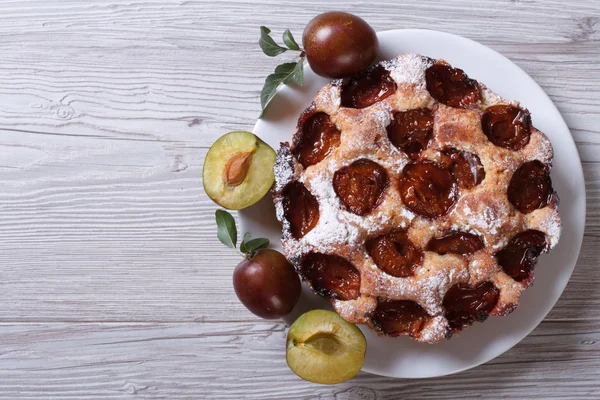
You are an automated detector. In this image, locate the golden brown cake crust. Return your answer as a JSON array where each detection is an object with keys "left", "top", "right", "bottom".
[{"left": 272, "top": 54, "right": 561, "bottom": 344}]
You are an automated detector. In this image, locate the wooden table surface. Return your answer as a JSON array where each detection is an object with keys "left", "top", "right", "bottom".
[{"left": 0, "top": 0, "right": 598, "bottom": 398}]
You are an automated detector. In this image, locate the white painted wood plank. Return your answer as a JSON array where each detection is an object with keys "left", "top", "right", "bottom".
[{"left": 0, "top": 321, "right": 599, "bottom": 399}]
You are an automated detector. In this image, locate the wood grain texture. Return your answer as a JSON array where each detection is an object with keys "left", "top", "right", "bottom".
[
  {"left": 1, "top": 321, "right": 600, "bottom": 399},
  {"left": 0, "top": 0, "right": 597, "bottom": 398}
]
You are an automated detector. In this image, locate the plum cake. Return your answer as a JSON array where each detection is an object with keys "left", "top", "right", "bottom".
[{"left": 272, "top": 53, "right": 561, "bottom": 343}]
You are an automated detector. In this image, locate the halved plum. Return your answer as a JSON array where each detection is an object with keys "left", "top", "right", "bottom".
[
  {"left": 203, "top": 131, "right": 276, "bottom": 210},
  {"left": 286, "top": 309, "right": 366, "bottom": 384}
]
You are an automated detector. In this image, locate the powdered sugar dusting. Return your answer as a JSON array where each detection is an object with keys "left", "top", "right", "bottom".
[
  {"left": 314, "top": 84, "right": 341, "bottom": 113},
  {"left": 383, "top": 53, "right": 433, "bottom": 86},
  {"left": 369, "top": 104, "right": 393, "bottom": 128},
  {"left": 333, "top": 298, "right": 354, "bottom": 317},
  {"left": 480, "top": 86, "right": 509, "bottom": 108},
  {"left": 467, "top": 205, "right": 504, "bottom": 235},
  {"left": 523, "top": 129, "right": 554, "bottom": 164},
  {"left": 419, "top": 316, "right": 448, "bottom": 343},
  {"left": 535, "top": 209, "right": 562, "bottom": 249},
  {"left": 303, "top": 185, "right": 361, "bottom": 253},
  {"left": 273, "top": 147, "right": 294, "bottom": 192}
]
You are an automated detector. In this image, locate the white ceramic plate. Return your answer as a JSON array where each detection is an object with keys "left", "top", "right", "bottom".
[{"left": 239, "top": 29, "right": 585, "bottom": 378}]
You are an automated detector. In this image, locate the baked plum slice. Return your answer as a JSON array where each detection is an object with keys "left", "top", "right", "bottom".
[
  {"left": 443, "top": 282, "right": 500, "bottom": 331},
  {"left": 282, "top": 181, "right": 320, "bottom": 239},
  {"left": 299, "top": 252, "right": 361, "bottom": 301},
  {"left": 427, "top": 232, "right": 484, "bottom": 256},
  {"left": 371, "top": 300, "right": 429, "bottom": 337},
  {"left": 399, "top": 161, "right": 457, "bottom": 218},
  {"left": 387, "top": 108, "right": 434, "bottom": 159},
  {"left": 482, "top": 105, "right": 531, "bottom": 150},
  {"left": 496, "top": 230, "right": 547, "bottom": 282},
  {"left": 341, "top": 65, "right": 397, "bottom": 109},
  {"left": 439, "top": 149, "right": 485, "bottom": 189},
  {"left": 333, "top": 159, "right": 389, "bottom": 215},
  {"left": 366, "top": 230, "right": 422, "bottom": 277},
  {"left": 425, "top": 63, "right": 480, "bottom": 108},
  {"left": 508, "top": 160, "right": 553, "bottom": 214},
  {"left": 293, "top": 111, "right": 341, "bottom": 168}
]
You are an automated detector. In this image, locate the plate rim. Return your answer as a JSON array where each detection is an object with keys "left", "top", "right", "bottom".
[{"left": 247, "top": 28, "right": 586, "bottom": 379}]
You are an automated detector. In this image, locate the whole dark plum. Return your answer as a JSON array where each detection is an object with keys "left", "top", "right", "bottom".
[
  {"left": 232, "top": 248, "right": 301, "bottom": 319},
  {"left": 302, "top": 11, "right": 378, "bottom": 79}
]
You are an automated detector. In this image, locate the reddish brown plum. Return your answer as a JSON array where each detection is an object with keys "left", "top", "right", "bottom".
[
  {"left": 482, "top": 105, "right": 531, "bottom": 150},
  {"left": 302, "top": 11, "right": 378, "bottom": 79},
  {"left": 443, "top": 282, "right": 500, "bottom": 331},
  {"left": 425, "top": 64, "right": 480, "bottom": 108},
  {"left": 300, "top": 252, "right": 361, "bottom": 301},
  {"left": 371, "top": 300, "right": 429, "bottom": 337},
  {"left": 366, "top": 231, "right": 423, "bottom": 277},
  {"left": 387, "top": 108, "right": 434, "bottom": 159},
  {"left": 340, "top": 66, "right": 397, "bottom": 109},
  {"left": 333, "top": 159, "right": 389, "bottom": 215},
  {"left": 427, "top": 232, "right": 485, "bottom": 255},
  {"left": 496, "top": 230, "right": 547, "bottom": 282},
  {"left": 233, "top": 249, "right": 301, "bottom": 319},
  {"left": 399, "top": 161, "right": 457, "bottom": 218},
  {"left": 283, "top": 181, "right": 320, "bottom": 239},
  {"left": 508, "top": 161, "right": 553, "bottom": 214},
  {"left": 294, "top": 112, "right": 341, "bottom": 168},
  {"left": 439, "top": 149, "right": 485, "bottom": 189}
]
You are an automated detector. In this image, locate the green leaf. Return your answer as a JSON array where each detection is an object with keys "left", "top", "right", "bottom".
[
  {"left": 215, "top": 209, "right": 237, "bottom": 249},
  {"left": 277, "top": 62, "right": 299, "bottom": 84},
  {"left": 292, "top": 59, "right": 304, "bottom": 86},
  {"left": 244, "top": 238, "right": 270, "bottom": 253},
  {"left": 259, "top": 26, "right": 287, "bottom": 57},
  {"left": 282, "top": 29, "right": 300, "bottom": 51},
  {"left": 239, "top": 232, "right": 252, "bottom": 253},
  {"left": 260, "top": 62, "right": 297, "bottom": 110}
]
